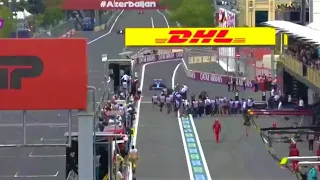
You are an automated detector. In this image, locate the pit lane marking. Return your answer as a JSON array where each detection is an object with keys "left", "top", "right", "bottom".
[
  {"left": 172, "top": 63, "right": 212, "bottom": 180},
  {"left": 29, "top": 152, "right": 65, "bottom": 158},
  {"left": 14, "top": 171, "right": 59, "bottom": 178}
]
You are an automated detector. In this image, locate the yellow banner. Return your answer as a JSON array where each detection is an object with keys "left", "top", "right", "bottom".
[{"left": 125, "top": 28, "right": 276, "bottom": 46}]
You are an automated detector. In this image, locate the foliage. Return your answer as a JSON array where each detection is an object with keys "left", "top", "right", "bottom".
[
  {"left": 0, "top": 0, "right": 65, "bottom": 33},
  {"left": 42, "top": 7, "right": 64, "bottom": 27},
  {"left": 0, "top": 6, "right": 15, "bottom": 38},
  {"left": 159, "top": 0, "right": 182, "bottom": 11},
  {"left": 168, "top": 0, "right": 216, "bottom": 27},
  {"left": 30, "top": 14, "right": 44, "bottom": 27},
  {"left": 25, "top": 0, "right": 46, "bottom": 14},
  {"left": 25, "top": 0, "right": 64, "bottom": 28}
]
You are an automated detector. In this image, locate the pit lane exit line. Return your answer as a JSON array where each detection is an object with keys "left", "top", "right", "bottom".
[{"left": 172, "top": 63, "right": 212, "bottom": 180}]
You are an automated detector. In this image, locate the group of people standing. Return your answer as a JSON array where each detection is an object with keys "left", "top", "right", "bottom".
[
  {"left": 151, "top": 84, "right": 188, "bottom": 115},
  {"left": 187, "top": 95, "right": 256, "bottom": 117}
]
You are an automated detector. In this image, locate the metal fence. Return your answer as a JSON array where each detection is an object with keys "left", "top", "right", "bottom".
[
  {"left": 34, "top": 11, "right": 115, "bottom": 38},
  {"left": 34, "top": 19, "right": 76, "bottom": 38}
]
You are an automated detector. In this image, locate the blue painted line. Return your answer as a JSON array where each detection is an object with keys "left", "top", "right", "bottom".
[{"left": 181, "top": 116, "right": 208, "bottom": 180}]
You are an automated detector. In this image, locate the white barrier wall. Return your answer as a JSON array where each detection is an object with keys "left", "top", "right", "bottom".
[
  {"left": 312, "top": 0, "right": 320, "bottom": 23},
  {"left": 217, "top": 8, "right": 236, "bottom": 72}
]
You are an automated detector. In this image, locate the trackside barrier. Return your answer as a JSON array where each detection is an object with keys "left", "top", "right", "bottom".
[
  {"left": 60, "top": 29, "right": 76, "bottom": 38},
  {"left": 134, "top": 51, "right": 253, "bottom": 88}
]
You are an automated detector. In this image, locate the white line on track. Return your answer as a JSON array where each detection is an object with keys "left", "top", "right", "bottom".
[
  {"left": 87, "top": 9, "right": 124, "bottom": 45},
  {"left": 172, "top": 63, "right": 212, "bottom": 180},
  {"left": 151, "top": 17, "right": 154, "bottom": 28},
  {"left": 29, "top": 152, "right": 65, "bottom": 158},
  {"left": 129, "top": 59, "right": 181, "bottom": 180},
  {"left": 0, "top": 123, "right": 69, "bottom": 127},
  {"left": 14, "top": 171, "right": 59, "bottom": 178},
  {"left": 156, "top": 10, "right": 170, "bottom": 28},
  {"left": 40, "top": 137, "right": 65, "bottom": 141},
  {"left": 172, "top": 64, "right": 193, "bottom": 178}
]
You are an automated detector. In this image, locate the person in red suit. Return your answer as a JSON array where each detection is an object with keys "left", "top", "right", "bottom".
[
  {"left": 289, "top": 143, "right": 300, "bottom": 172},
  {"left": 213, "top": 119, "right": 221, "bottom": 143}
]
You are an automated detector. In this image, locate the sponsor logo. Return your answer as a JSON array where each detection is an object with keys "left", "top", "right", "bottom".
[
  {"left": 155, "top": 29, "right": 245, "bottom": 44},
  {"left": 100, "top": 0, "right": 157, "bottom": 8},
  {"left": 0, "top": 39, "right": 87, "bottom": 110},
  {"left": 158, "top": 52, "right": 175, "bottom": 60},
  {"left": 0, "top": 56, "right": 43, "bottom": 89},
  {"left": 125, "top": 28, "right": 276, "bottom": 46},
  {"left": 175, "top": 51, "right": 184, "bottom": 58},
  {"left": 136, "top": 52, "right": 183, "bottom": 64},
  {"left": 138, "top": 55, "right": 156, "bottom": 63},
  {"left": 200, "top": 72, "right": 223, "bottom": 83},
  {"left": 0, "top": 19, "right": 4, "bottom": 29}
]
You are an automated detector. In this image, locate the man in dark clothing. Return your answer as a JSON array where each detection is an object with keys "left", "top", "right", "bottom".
[
  {"left": 232, "top": 77, "right": 237, "bottom": 91},
  {"left": 307, "top": 133, "right": 315, "bottom": 151},
  {"left": 227, "top": 79, "right": 231, "bottom": 92}
]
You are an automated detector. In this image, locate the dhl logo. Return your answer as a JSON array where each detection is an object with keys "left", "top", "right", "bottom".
[{"left": 155, "top": 29, "right": 246, "bottom": 44}]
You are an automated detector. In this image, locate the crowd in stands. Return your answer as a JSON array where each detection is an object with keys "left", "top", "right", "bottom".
[
  {"left": 276, "top": 1, "right": 320, "bottom": 72},
  {"left": 276, "top": 2, "right": 300, "bottom": 10},
  {"left": 285, "top": 38, "right": 320, "bottom": 70}
]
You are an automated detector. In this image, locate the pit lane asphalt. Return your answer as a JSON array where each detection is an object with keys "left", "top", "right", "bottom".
[
  {"left": 0, "top": 10, "right": 161, "bottom": 179},
  {"left": 135, "top": 60, "right": 189, "bottom": 180},
  {"left": 174, "top": 62, "right": 296, "bottom": 179},
  {"left": 140, "top": 10, "right": 298, "bottom": 180},
  {"left": 85, "top": 10, "right": 177, "bottom": 180},
  {"left": 125, "top": 10, "right": 190, "bottom": 180}
]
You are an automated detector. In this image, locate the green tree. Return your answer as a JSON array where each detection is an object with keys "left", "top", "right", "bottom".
[
  {"left": 159, "top": 0, "right": 182, "bottom": 11},
  {"left": 22, "top": 0, "right": 64, "bottom": 28},
  {"left": 25, "top": 0, "right": 45, "bottom": 14},
  {"left": 0, "top": 6, "right": 15, "bottom": 38},
  {"left": 42, "top": 6, "right": 64, "bottom": 27},
  {"left": 169, "top": 0, "right": 215, "bottom": 27}
]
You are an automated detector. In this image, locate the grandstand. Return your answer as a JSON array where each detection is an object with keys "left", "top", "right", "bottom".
[{"left": 264, "top": 20, "right": 320, "bottom": 118}]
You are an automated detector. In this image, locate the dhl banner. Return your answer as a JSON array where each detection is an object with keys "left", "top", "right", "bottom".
[{"left": 125, "top": 28, "right": 276, "bottom": 46}]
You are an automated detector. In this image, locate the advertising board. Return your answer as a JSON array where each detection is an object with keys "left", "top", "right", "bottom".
[
  {"left": 134, "top": 51, "right": 252, "bottom": 88},
  {"left": 62, "top": 0, "right": 161, "bottom": 10},
  {"left": 125, "top": 28, "right": 276, "bottom": 46},
  {"left": 0, "top": 39, "right": 87, "bottom": 110}
]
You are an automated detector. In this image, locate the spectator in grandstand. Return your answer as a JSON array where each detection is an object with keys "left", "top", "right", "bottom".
[
  {"left": 276, "top": 2, "right": 300, "bottom": 10},
  {"left": 286, "top": 38, "right": 320, "bottom": 70}
]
